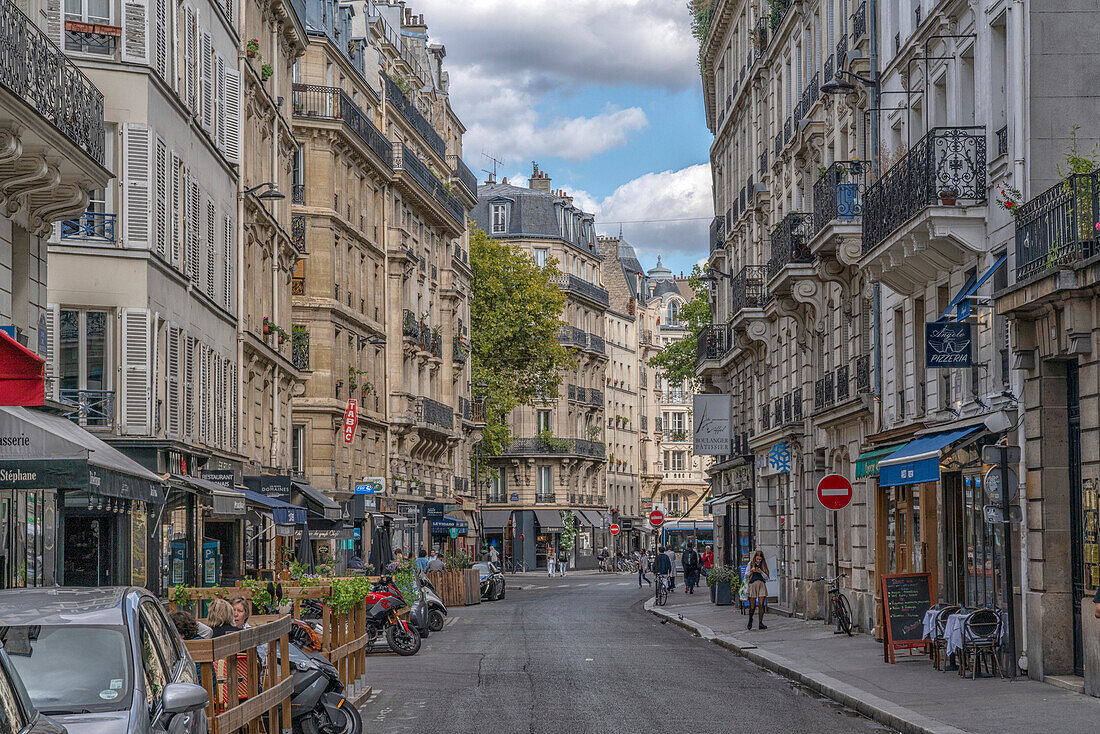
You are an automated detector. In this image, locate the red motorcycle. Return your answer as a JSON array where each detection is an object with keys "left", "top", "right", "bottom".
[{"left": 364, "top": 577, "right": 421, "bottom": 656}]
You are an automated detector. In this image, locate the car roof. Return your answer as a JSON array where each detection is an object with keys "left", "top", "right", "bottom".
[{"left": 0, "top": 587, "right": 148, "bottom": 626}]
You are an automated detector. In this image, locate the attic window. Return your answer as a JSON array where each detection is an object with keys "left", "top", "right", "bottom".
[{"left": 491, "top": 202, "right": 509, "bottom": 234}]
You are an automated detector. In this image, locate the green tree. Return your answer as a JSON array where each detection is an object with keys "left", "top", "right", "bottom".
[
  {"left": 470, "top": 228, "right": 575, "bottom": 466},
  {"left": 687, "top": 0, "right": 716, "bottom": 71},
  {"left": 648, "top": 265, "right": 711, "bottom": 390}
]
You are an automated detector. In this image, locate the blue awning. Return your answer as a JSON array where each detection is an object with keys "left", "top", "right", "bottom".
[
  {"left": 431, "top": 515, "right": 469, "bottom": 533},
  {"left": 936, "top": 254, "right": 1007, "bottom": 322},
  {"left": 878, "top": 426, "right": 982, "bottom": 487}
]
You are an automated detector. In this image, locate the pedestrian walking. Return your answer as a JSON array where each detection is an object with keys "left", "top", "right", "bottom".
[
  {"left": 702, "top": 546, "right": 714, "bottom": 575},
  {"left": 557, "top": 547, "right": 568, "bottom": 576},
  {"left": 415, "top": 548, "right": 430, "bottom": 573},
  {"left": 636, "top": 550, "right": 651, "bottom": 586},
  {"left": 681, "top": 542, "right": 700, "bottom": 594},
  {"left": 664, "top": 546, "right": 677, "bottom": 590},
  {"left": 547, "top": 545, "right": 557, "bottom": 577},
  {"left": 746, "top": 549, "right": 770, "bottom": 630},
  {"left": 489, "top": 544, "right": 500, "bottom": 566}
]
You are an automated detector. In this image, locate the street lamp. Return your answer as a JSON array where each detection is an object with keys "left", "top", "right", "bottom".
[
  {"left": 697, "top": 267, "right": 732, "bottom": 284},
  {"left": 821, "top": 70, "right": 878, "bottom": 96},
  {"left": 243, "top": 182, "right": 286, "bottom": 200}
]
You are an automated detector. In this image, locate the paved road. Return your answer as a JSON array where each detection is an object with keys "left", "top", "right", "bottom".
[{"left": 360, "top": 572, "right": 893, "bottom": 734}]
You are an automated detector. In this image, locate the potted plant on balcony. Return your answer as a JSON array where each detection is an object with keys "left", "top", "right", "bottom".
[
  {"left": 261, "top": 63, "right": 273, "bottom": 81},
  {"left": 262, "top": 317, "right": 272, "bottom": 335},
  {"left": 245, "top": 38, "right": 260, "bottom": 58},
  {"left": 938, "top": 186, "right": 959, "bottom": 206}
]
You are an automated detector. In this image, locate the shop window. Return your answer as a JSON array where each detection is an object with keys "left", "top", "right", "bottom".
[{"left": 963, "top": 473, "right": 1005, "bottom": 609}]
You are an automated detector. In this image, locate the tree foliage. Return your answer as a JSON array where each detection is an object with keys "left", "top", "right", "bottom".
[
  {"left": 648, "top": 265, "right": 711, "bottom": 391},
  {"left": 688, "top": 0, "right": 716, "bottom": 71},
  {"left": 470, "top": 227, "right": 575, "bottom": 463}
]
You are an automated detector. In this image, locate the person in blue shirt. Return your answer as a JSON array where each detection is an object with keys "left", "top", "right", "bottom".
[{"left": 415, "top": 548, "right": 430, "bottom": 573}]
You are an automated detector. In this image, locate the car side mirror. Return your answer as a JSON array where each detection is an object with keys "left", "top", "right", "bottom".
[{"left": 162, "top": 682, "right": 208, "bottom": 714}]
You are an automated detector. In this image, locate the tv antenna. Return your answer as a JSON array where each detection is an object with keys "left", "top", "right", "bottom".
[{"left": 481, "top": 152, "right": 504, "bottom": 179}]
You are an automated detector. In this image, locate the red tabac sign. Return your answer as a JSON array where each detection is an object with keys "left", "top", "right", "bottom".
[{"left": 342, "top": 399, "right": 357, "bottom": 443}]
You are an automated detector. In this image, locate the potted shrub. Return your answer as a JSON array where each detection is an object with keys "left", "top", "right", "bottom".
[
  {"left": 261, "top": 63, "right": 274, "bottom": 81},
  {"left": 262, "top": 316, "right": 272, "bottom": 335},
  {"left": 709, "top": 566, "right": 739, "bottom": 605},
  {"left": 938, "top": 186, "right": 959, "bottom": 205},
  {"left": 245, "top": 38, "right": 260, "bottom": 58}
]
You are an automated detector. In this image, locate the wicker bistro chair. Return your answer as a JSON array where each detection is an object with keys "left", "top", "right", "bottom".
[
  {"left": 932, "top": 605, "right": 962, "bottom": 671},
  {"left": 959, "top": 609, "right": 1004, "bottom": 679}
]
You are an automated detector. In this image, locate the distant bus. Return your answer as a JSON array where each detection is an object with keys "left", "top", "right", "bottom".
[{"left": 660, "top": 519, "right": 713, "bottom": 553}]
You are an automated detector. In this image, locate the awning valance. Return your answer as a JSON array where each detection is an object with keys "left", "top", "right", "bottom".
[
  {"left": 171, "top": 474, "right": 246, "bottom": 515},
  {"left": 431, "top": 515, "right": 468, "bottom": 534},
  {"left": 0, "top": 330, "right": 44, "bottom": 406},
  {"left": 855, "top": 444, "right": 907, "bottom": 479},
  {"left": 879, "top": 427, "right": 983, "bottom": 487},
  {"left": 534, "top": 509, "right": 563, "bottom": 532},
  {"left": 292, "top": 480, "right": 342, "bottom": 521},
  {"left": 481, "top": 509, "right": 512, "bottom": 531}
]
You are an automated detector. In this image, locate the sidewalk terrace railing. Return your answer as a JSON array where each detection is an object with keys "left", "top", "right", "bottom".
[
  {"left": 60, "top": 210, "right": 116, "bottom": 243},
  {"left": 813, "top": 161, "right": 865, "bottom": 235},
  {"left": 291, "top": 325, "right": 309, "bottom": 370},
  {"left": 383, "top": 74, "right": 446, "bottom": 159},
  {"left": 557, "top": 325, "right": 587, "bottom": 349},
  {"left": 549, "top": 273, "right": 611, "bottom": 306},
  {"left": 291, "top": 214, "right": 305, "bottom": 252},
  {"left": 731, "top": 264, "right": 769, "bottom": 315},
  {"left": 416, "top": 396, "right": 454, "bottom": 430},
  {"left": 292, "top": 84, "right": 392, "bottom": 168},
  {"left": 863, "top": 126, "right": 986, "bottom": 253},
  {"left": 60, "top": 389, "right": 114, "bottom": 427},
  {"left": 390, "top": 142, "right": 464, "bottom": 225},
  {"left": 710, "top": 215, "right": 726, "bottom": 253},
  {"left": 0, "top": 0, "right": 105, "bottom": 163},
  {"left": 697, "top": 324, "right": 733, "bottom": 367},
  {"left": 447, "top": 154, "right": 477, "bottom": 198},
  {"left": 500, "top": 437, "right": 606, "bottom": 459},
  {"left": 768, "top": 211, "right": 814, "bottom": 280},
  {"left": 1015, "top": 169, "right": 1100, "bottom": 281}
]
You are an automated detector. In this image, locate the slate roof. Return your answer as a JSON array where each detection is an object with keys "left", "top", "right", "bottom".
[{"left": 473, "top": 182, "right": 602, "bottom": 259}]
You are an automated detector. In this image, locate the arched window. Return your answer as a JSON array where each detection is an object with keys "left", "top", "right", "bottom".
[{"left": 666, "top": 300, "right": 681, "bottom": 327}]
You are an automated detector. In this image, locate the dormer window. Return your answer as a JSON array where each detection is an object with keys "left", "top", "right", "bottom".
[
  {"left": 491, "top": 202, "right": 509, "bottom": 234},
  {"left": 667, "top": 300, "right": 681, "bottom": 327}
]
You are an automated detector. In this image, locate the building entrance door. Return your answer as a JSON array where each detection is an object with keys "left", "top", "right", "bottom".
[{"left": 1068, "top": 361, "right": 1086, "bottom": 676}]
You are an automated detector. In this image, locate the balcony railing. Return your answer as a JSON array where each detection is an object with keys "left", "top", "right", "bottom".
[
  {"left": 587, "top": 333, "right": 606, "bottom": 355},
  {"left": 291, "top": 215, "right": 305, "bottom": 252},
  {"left": 60, "top": 389, "right": 114, "bottom": 427},
  {"left": 291, "top": 276, "right": 304, "bottom": 295},
  {"left": 588, "top": 388, "right": 603, "bottom": 406},
  {"left": 696, "top": 324, "right": 732, "bottom": 366},
  {"left": 796, "top": 72, "right": 820, "bottom": 124},
  {"left": 853, "top": 1, "right": 867, "bottom": 40},
  {"left": 996, "top": 125, "right": 1008, "bottom": 157},
  {"left": 836, "top": 36, "right": 848, "bottom": 69},
  {"left": 557, "top": 325, "right": 587, "bottom": 349},
  {"left": 774, "top": 130, "right": 783, "bottom": 159},
  {"left": 390, "top": 142, "right": 464, "bottom": 225},
  {"left": 824, "top": 53, "right": 835, "bottom": 83},
  {"left": 291, "top": 84, "right": 393, "bottom": 168},
  {"left": 731, "top": 264, "right": 769, "bottom": 315},
  {"left": 1015, "top": 170, "right": 1100, "bottom": 281},
  {"left": 291, "top": 325, "right": 309, "bottom": 371},
  {"left": 813, "top": 161, "right": 865, "bottom": 235},
  {"left": 549, "top": 273, "right": 610, "bottom": 306},
  {"left": 452, "top": 336, "right": 468, "bottom": 364},
  {"left": 499, "top": 437, "right": 606, "bottom": 459},
  {"left": 291, "top": 184, "right": 305, "bottom": 204},
  {"left": 767, "top": 0, "right": 792, "bottom": 28},
  {"left": 447, "top": 154, "right": 477, "bottom": 198},
  {"left": 856, "top": 354, "right": 871, "bottom": 393},
  {"left": 863, "top": 126, "right": 987, "bottom": 253},
  {"left": 60, "top": 210, "right": 116, "bottom": 243},
  {"left": 768, "top": 211, "right": 814, "bottom": 280},
  {"left": 0, "top": 0, "right": 105, "bottom": 163},
  {"left": 836, "top": 364, "right": 850, "bottom": 401},
  {"left": 383, "top": 74, "right": 447, "bottom": 159},
  {"left": 416, "top": 396, "right": 453, "bottom": 430},
  {"left": 709, "top": 215, "right": 726, "bottom": 253}
]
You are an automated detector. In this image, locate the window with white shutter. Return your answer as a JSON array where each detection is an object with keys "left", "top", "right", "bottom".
[
  {"left": 122, "top": 124, "right": 152, "bottom": 248},
  {"left": 120, "top": 308, "right": 152, "bottom": 435},
  {"left": 222, "top": 214, "right": 232, "bottom": 309},
  {"left": 154, "top": 0, "right": 168, "bottom": 80},
  {"left": 229, "top": 363, "right": 237, "bottom": 451},
  {"left": 154, "top": 136, "right": 167, "bottom": 258},
  {"left": 189, "top": 178, "right": 200, "bottom": 285},
  {"left": 166, "top": 325, "right": 180, "bottom": 437},
  {"left": 224, "top": 69, "right": 241, "bottom": 163},
  {"left": 122, "top": 0, "right": 149, "bottom": 64},
  {"left": 198, "top": 343, "right": 209, "bottom": 443},
  {"left": 183, "top": 335, "right": 194, "bottom": 439},
  {"left": 171, "top": 153, "right": 181, "bottom": 268},
  {"left": 206, "top": 199, "right": 215, "bottom": 298},
  {"left": 184, "top": 6, "right": 196, "bottom": 114},
  {"left": 43, "top": 304, "right": 59, "bottom": 401},
  {"left": 201, "top": 31, "right": 213, "bottom": 132},
  {"left": 215, "top": 54, "right": 225, "bottom": 150}
]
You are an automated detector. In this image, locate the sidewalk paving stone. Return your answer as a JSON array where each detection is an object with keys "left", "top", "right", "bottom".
[{"left": 648, "top": 589, "right": 1100, "bottom": 734}]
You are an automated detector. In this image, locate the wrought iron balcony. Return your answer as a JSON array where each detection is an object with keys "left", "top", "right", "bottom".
[
  {"left": 824, "top": 54, "right": 835, "bottom": 83},
  {"left": 60, "top": 389, "right": 114, "bottom": 427},
  {"left": 768, "top": 212, "right": 814, "bottom": 280},
  {"left": 535, "top": 494, "right": 556, "bottom": 504},
  {"left": 291, "top": 184, "right": 305, "bottom": 204},
  {"left": 996, "top": 126, "right": 1008, "bottom": 157},
  {"left": 291, "top": 325, "right": 309, "bottom": 371},
  {"left": 863, "top": 127, "right": 987, "bottom": 253},
  {"left": 292, "top": 84, "right": 393, "bottom": 168},
  {"left": 390, "top": 142, "right": 464, "bottom": 226},
  {"left": 709, "top": 215, "right": 726, "bottom": 254},
  {"left": 853, "top": 1, "right": 867, "bottom": 40},
  {"left": 767, "top": 0, "right": 792, "bottom": 28},
  {"left": 429, "top": 330, "right": 443, "bottom": 359},
  {"left": 1015, "top": 170, "right": 1100, "bottom": 281},
  {"left": 836, "top": 36, "right": 847, "bottom": 69},
  {"left": 60, "top": 210, "right": 116, "bottom": 243},
  {"left": 448, "top": 154, "right": 477, "bottom": 198},
  {"left": 384, "top": 74, "right": 447, "bottom": 159},
  {"left": 416, "top": 396, "right": 454, "bottom": 430},
  {"left": 796, "top": 72, "right": 820, "bottom": 124},
  {"left": 0, "top": 0, "right": 105, "bottom": 164},
  {"left": 452, "top": 336, "right": 468, "bottom": 364},
  {"left": 813, "top": 161, "right": 865, "bottom": 235},
  {"left": 588, "top": 388, "right": 604, "bottom": 406},
  {"left": 784, "top": 116, "right": 792, "bottom": 144},
  {"left": 587, "top": 333, "right": 606, "bottom": 355},
  {"left": 292, "top": 215, "right": 306, "bottom": 252},
  {"left": 499, "top": 437, "right": 606, "bottom": 459},
  {"left": 760, "top": 402, "right": 771, "bottom": 431},
  {"left": 836, "top": 364, "right": 850, "bottom": 401},
  {"left": 550, "top": 273, "right": 610, "bottom": 307},
  {"left": 730, "top": 265, "right": 769, "bottom": 315},
  {"left": 856, "top": 354, "right": 871, "bottom": 393},
  {"left": 291, "top": 276, "right": 304, "bottom": 296},
  {"left": 402, "top": 309, "right": 421, "bottom": 339},
  {"left": 696, "top": 324, "right": 732, "bottom": 367},
  {"left": 557, "top": 325, "right": 587, "bottom": 349},
  {"left": 759, "top": 151, "right": 768, "bottom": 176},
  {"left": 774, "top": 130, "right": 783, "bottom": 160}
]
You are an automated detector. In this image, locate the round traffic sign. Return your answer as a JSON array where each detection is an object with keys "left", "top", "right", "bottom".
[
  {"left": 609, "top": 524, "right": 620, "bottom": 536},
  {"left": 983, "top": 465, "right": 1019, "bottom": 503},
  {"left": 648, "top": 510, "right": 665, "bottom": 527},
  {"left": 816, "top": 474, "right": 853, "bottom": 511}
]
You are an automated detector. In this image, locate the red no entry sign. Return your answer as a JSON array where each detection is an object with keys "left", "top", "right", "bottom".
[
  {"left": 817, "top": 474, "right": 853, "bottom": 511},
  {"left": 649, "top": 510, "right": 665, "bottom": 527},
  {"left": 609, "top": 524, "right": 620, "bottom": 536}
]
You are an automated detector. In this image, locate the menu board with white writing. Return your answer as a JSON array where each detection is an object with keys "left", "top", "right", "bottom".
[{"left": 881, "top": 572, "right": 932, "bottom": 663}]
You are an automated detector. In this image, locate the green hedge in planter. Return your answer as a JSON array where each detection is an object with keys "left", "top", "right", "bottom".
[{"left": 706, "top": 566, "right": 741, "bottom": 606}]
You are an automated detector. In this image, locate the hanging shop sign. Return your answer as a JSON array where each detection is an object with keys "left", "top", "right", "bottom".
[
  {"left": 692, "top": 394, "right": 732, "bottom": 455},
  {"left": 926, "top": 322, "right": 972, "bottom": 368},
  {"left": 342, "top": 399, "right": 358, "bottom": 443},
  {"left": 767, "top": 442, "right": 792, "bottom": 473}
]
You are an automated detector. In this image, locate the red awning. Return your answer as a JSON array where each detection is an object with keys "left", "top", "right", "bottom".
[{"left": 0, "top": 329, "right": 45, "bottom": 406}]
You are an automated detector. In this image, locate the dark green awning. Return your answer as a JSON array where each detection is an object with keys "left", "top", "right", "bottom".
[{"left": 855, "top": 444, "right": 907, "bottom": 479}]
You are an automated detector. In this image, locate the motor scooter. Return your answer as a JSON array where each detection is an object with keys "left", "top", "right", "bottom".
[{"left": 417, "top": 573, "right": 448, "bottom": 632}]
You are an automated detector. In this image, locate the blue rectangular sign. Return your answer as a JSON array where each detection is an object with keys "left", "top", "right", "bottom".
[
  {"left": 273, "top": 506, "right": 307, "bottom": 525},
  {"left": 354, "top": 482, "right": 378, "bottom": 495}
]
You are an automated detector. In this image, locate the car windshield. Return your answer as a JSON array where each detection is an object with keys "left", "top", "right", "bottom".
[{"left": 0, "top": 625, "right": 132, "bottom": 714}]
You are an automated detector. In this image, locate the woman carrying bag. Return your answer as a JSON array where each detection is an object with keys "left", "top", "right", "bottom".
[{"left": 746, "top": 550, "right": 770, "bottom": 630}]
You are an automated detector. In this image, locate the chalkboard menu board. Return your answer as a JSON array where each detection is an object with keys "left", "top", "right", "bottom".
[{"left": 881, "top": 572, "right": 932, "bottom": 663}]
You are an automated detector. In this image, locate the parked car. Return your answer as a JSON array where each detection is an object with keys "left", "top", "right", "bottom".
[
  {"left": 0, "top": 642, "right": 66, "bottom": 734},
  {"left": 472, "top": 562, "right": 506, "bottom": 601},
  {"left": 0, "top": 587, "right": 209, "bottom": 734}
]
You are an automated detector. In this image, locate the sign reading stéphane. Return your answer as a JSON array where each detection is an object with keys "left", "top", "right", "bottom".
[{"left": 926, "top": 322, "right": 972, "bottom": 368}]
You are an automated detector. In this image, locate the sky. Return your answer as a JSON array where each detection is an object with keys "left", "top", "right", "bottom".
[{"left": 414, "top": 0, "right": 715, "bottom": 276}]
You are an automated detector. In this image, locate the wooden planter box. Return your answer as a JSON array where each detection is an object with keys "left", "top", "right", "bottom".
[{"left": 424, "top": 569, "right": 482, "bottom": 607}]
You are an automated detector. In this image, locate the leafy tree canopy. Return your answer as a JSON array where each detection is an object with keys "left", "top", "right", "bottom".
[
  {"left": 648, "top": 265, "right": 711, "bottom": 391},
  {"left": 470, "top": 228, "right": 575, "bottom": 462}
]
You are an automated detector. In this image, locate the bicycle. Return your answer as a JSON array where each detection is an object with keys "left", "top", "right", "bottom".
[
  {"left": 504, "top": 559, "right": 529, "bottom": 574},
  {"left": 814, "top": 573, "right": 853, "bottom": 636},
  {"left": 654, "top": 573, "right": 669, "bottom": 606}
]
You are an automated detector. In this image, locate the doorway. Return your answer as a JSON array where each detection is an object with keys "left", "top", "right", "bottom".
[
  {"left": 942, "top": 472, "right": 966, "bottom": 604},
  {"left": 1069, "top": 361, "right": 1084, "bottom": 675},
  {"left": 64, "top": 515, "right": 117, "bottom": 586}
]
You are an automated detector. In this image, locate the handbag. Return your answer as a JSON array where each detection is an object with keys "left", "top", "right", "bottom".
[{"left": 739, "top": 583, "right": 749, "bottom": 601}]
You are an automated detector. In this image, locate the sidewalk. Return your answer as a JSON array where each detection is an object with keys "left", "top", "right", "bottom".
[{"left": 647, "top": 590, "right": 1100, "bottom": 734}]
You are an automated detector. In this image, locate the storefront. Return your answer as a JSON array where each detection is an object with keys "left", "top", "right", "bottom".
[
  {"left": 533, "top": 509, "right": 563, "bottom": 569},
  {"left": 0, "top": 407, "right": 164, "bottom": 589},
  {"left": 430, "top": 515, "right": 469, "bottom": 553},
  {"left": 709, "top": 492, "right": 755, "bottom": 569},
  {"left": 480, "top": 510, "right": 512, "bottom": 558}
]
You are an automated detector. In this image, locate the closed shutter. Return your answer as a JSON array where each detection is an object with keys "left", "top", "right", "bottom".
[
  {"left": 201, "top": 31, "right": 213, "bottom": 132},
  {"left": 120, "top": 308, "right": 152, "bottom": 435},
  {"left": 122, "top": 124, "right": 153, "bottom": 248},
  {"left": 183, "top": 335, "right": 194, "bottom": 439},
  {"left": 206, "top": 199, "right": 216, "bottom": 298},
  {"left": 154, "top": 137, "right": 167, "bottom": 258},
  {"left": 215, "top": 54, "right": 225, "bottom": 150},
  {"left": 220, "top": 359, "right": 230, "bottom": 449},
  {"left": 224, "top": 69, "right": 241, "bottom": 164},
  {"left": 184, "top": 6, "right": 196, "bottom": 113},
  {"left": 46, "top": 0, "right": 62, "bottom": 47},
  {"left": 166, "top": 325, "right": 180, "bottom": 437},
  {"left": 198, "top": 344, "right": 208, "bottom": 443},
  {"left": 43, "top": 304, "right": 59, "bottom": 401},
  {"left": 170, "top": 153, "right": 182, "bottom": 268},
  {"left": 122, "top": 0, "right": 149, "bottom": 64},
  {"left": 189, "top": 178, "right": 200, "bottom": 285},
  {"left": 229, "top": 363, "right": 237, "bottom": 451},
  {"left": 154, "top": 0, "right": 168, "bottom": 80},
  {"left": 222, "top": 214, "right": 232, "bottom": 309}
]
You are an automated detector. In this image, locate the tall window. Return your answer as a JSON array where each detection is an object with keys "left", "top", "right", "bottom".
[
  {"left": 491, "top": 203, "right": 509, "bottom": 234},
  {"left": 291, "top": 426, "right": 304, "bottom": 475},
  {"left": 670, "top": 412, "right": 686, "bottom": 432},
  {"left": 666, "top": 300, "right": 681, "bottom": 327},
  {"left": 533, "top": 248, "right": 548, "bottom": 267},
  {"left": 671, "top": 452, "right": 685, "bottom": 471},
  {"left": 665, "top": 492, "right": 683, "bottom": 513},
  {"left": 489, "top": 472, "right": 505, "bottom": 502},
  {"left": 59, "top": 309, "right": 109, "bottom": 398},
  {"left": 536, "top": 409, "right": 552, "bottom": 433},
  {"left": 537, "top": 466, "right": 552, "bottom": 498},
  {"left": 65, "top": 0, "right": 112, "bottom": 54}
]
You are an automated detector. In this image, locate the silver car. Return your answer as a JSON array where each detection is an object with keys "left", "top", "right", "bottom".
[
  {"left": 0, "top": 642, "right": 67, "bottom": 734},
  {"left": 0, "top": 587, "right": 208, "bottom": 734}
]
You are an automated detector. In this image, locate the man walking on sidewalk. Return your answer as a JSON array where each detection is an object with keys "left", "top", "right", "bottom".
[
  {"left": 681, "top": 542, "right": 700, "bottom": 594},
  {"left": 664, "top": 546, "right": 677, "bottom": 590}
]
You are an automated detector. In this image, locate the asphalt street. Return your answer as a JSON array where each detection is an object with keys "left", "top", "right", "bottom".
[{"left": 360, "top": 571, "right": 894, "bottom": 734}]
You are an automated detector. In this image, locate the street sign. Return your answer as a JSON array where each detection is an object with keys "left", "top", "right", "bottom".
[
  {"left": 449, "top": 527, "right": 459, "bottom": 539},
  {"left": 620, "top": 518, "right": 634, "bottom": 530},
  {"left": 609, "top": 524, "right": 620, "bottom": 536},
  {"left": 354, "top": 477, "right": 385, "bottom": 495},
  {"left": 984, "top": 504, "right": 1023, "bottom": 524},
  {"left": 509, "top": 493, "right": 519, "bottom": 502},
  {"left": 983, "top": 465, "right": 1020, "bottom": 503},
  {"left": 817, "top": 474, "right": 853, "bottom": 511},
  {"left": 341, "top": 399, "right": 358, "bottom": 443},
  {"left": 982, "top": 445, "right": 1021, "bottom": 465},
  {"left": 641, "top": 498, "right": 653, "bottom": 510},
  {"left": 648, "top": 510, "right": 665, "bottom": 527}
]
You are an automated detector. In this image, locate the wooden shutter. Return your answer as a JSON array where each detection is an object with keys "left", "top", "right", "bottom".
[
  {"left": 183, "top": 335, "right": 194, "bottom": 439},
  {"left": 189, "top": 178, "right": 200, "bottom": 284},
  {"left": 201, "top": 31, "right": 213, "bottom": 132},
  {"left": 154, "top": 136, "right": 167, "bottom": 258},
  {"left": 166, "top": 325, "right": 180, "bottom": 437},
  {"left": 122, "top": 124, "right": 153, "bottom": 248},
  {"left": 224, "top": 69, "right": 241, "bottom": 164},
  {"left": 222, "top": 213, "right": 232, "bottom": 309},
  {"left": 170, "top": 153, "right": 182, "bottom": 268},
  {"left": 198, "top": 343, "right": 208, "bottom": 443},
  {"left": 154, "top": 0, "right": 168, "bottom": 80},
  {"left": 120, "top": 308, "right": 152, "bottom": 435},
  {"left": 229, "top": 363, "right": 237, "bottom": 451},
  {"left": 43, "top": 304, "right": 59, "bottom": 401},
  {"left": 184, "top": 6, "right": 196, "bottom": 113},
  {"left": 215, "top": 54, "right": 225, "bottom": 150},
  {"left": 122, "top": 0, "right": 149, "bottom": 64},
  {"left": 205, "top": 198, "right": 215, "bottom": 298}
]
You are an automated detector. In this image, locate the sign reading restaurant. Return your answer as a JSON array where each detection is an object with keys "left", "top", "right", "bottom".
[
  {"left": 926, "top": 322, "right": 972, "bottom": 368},
  {"left": 692, "top": 394, "right": 732, "bottom": 456}
]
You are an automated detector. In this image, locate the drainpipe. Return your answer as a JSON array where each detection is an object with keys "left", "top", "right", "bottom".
[
  {"left": 235, "top": 14, "right": 246, "bottom": 468},
  {"left": 270, "top": 20, "right": 282, "bottom": 471}
]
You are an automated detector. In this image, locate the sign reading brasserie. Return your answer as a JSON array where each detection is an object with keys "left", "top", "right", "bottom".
[
  {"left": 926, "top": 322, "right": 972, "bottom": 368},
  {"left": 692, "top": 394, "right": 732, "bottom": 456}
]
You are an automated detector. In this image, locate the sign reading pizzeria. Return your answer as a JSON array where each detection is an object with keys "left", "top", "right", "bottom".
[{"left": 926, "top": 322, "right": 972, "bottom": 368}]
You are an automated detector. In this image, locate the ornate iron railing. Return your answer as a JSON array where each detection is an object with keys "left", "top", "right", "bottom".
[
  {"left": 824, "top": 53, "right": 835, "bottom": 83},
  {"left": 760, "top": 151, "right": 768, "bottom": 175},
  {"left": 696, "top": 324, "right": 732, "bottom": 366},
  {"left": 0, "top": 0, "right": 105, "bottom": 163},
  {"left": 797, "top": 72, "right": 820, "bottom": 123},
  {"left": 453, "top": 336, "right": 468, "bottom": 364},
  {"left": 836, "top": 364, "right": 850, "bottom": 400},
  {"left": 416, "top": 396, "right": 453, "bottom": 430},
  {"left": 499, "top": 437, "right": 605, "bottom": 459},
  {"left": 549, "top": 273, "right": 610, "bottom": 306},
  {"left": 774, "top": 130, "right": 783, "bottom": 159},
  {"left": 291, "top": 325, "right": 309, "bottom": 370},
  {"left": 402, "top": 309, "right": 420, "bottom": 339},
  {"left": 291, "top": 184, "right": 305, "bottom": 204},
  {"left": 429, "top": 330, "right": 442, "bottom": 359},
  {"left": 813, "top": 161, "right": 865, "bottom": 235},
  {"left": 447, "top": 154, "right": 477, "bottom": 198},
  {"left": 836, "top": 35, "right": 848, "bottom": 68},
  {"left": 709, "top": 215, "right": 726, "bottom": 253},
  {"left": 768, "top": 0, "right": 792, "bottom": 28},
  {"left": 856, "top": 354, "right": 871, "bottom": 392},
  {"left": 556, "top": 325, "right": 587, "bottom": 349},
  {"left": 469, "top": 398, "right": 486, "bottom": 424},
  {"left": 731, "top": 265, "right": 768, "bottom": 315},
  {"left": 587, "top": 333, "right": 606, "bottom": 355},
  {"left": 853, "top": 1, "right": 867, "bottom": 40},
  {"left": 291, "top": 215, "right": 305, "bottom": 252},
  {"left": 291, "top": 84, "right": 392, "bottom": 167},
  {"left": 390, "top": 142, "right": 465, "bottom": 225},
  {"left": 64, "top": 24, "right": 118, "bottom": 55},
  {"left": 60, "top": 389, "right": 114, "bottom": 427},
  {"left": 291, "top": 276, "right": 304, "bottom": 295},
  {"left": 1015, "top": 170, "right": 1100, "bottom": 281},
  {"left": 768, "top": 211, "right": 814, "bottom": 280},
  {"left": 784, "top": 116, "right": 792, "bottom": 144},
  {"left": 863, "top": 126, "right": 987, "bottom": 253},
  {"left": 383, "top": 74, "right": 446, "bottom": 159},
  {"left": 996, "top": 125, "right": 1008, "bottom": 157},
  {"left": 60, "top": 210, "right": 115, "bottom": 243},
  {"left": 760, "top": 402, "right": 771, "bottom": 431}
]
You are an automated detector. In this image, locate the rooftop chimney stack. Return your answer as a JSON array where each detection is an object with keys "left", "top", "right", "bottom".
[{"left": 529, "top": 161, "right": 553, "bottom": 192}]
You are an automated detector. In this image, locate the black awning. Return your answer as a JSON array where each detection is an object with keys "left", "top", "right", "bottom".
[
  {"left": 481, "top": 510, "right": 512, "bottom": 531},
  {"left": 292, "top": 480, "right": 342, "bottom": 521},
  {"left": 171, "top": 475, "right": 246, "bottom": 515},
  {"left": 534, "top": 509, "right": 563, "bottom": 532}
]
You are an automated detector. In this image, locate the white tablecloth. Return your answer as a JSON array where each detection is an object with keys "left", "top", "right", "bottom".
[
  {"left": 922, "top": 608, "right": 939, "bottom": 640},
  {"left": 944, "top": 611, "right": 1007, "bottom": 656}
]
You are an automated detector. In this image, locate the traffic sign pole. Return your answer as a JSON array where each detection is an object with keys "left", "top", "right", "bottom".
[{"left": 999, "top": 444, "right": 1018, "bottom": 680}]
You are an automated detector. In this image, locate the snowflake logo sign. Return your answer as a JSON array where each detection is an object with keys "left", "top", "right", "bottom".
[{"left": 768, "top": 442, "right": 792, "bottom": 473}]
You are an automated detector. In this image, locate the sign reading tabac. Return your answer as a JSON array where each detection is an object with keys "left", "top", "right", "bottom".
[
  {"left": 692, "top": 394, "right": 732, "bottom": 456},
  {"left": 926, "top": 322, "right": 972, "bottom": 368}
]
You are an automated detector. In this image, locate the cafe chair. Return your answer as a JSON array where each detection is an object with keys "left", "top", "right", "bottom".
[
  {"left": 932, "top": 605, "right": 961, "bottom": 671},
  {"left": 959, "top": 608, "right": 1003, "bottom": 680}
]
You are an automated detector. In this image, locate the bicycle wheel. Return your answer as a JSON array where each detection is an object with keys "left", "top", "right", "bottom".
[
  {"left": 835, "top": 593, "right": 853, "bottom": 636},
  {"left": 656, "top": 580, "right": 668, "bottom": 606}
]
